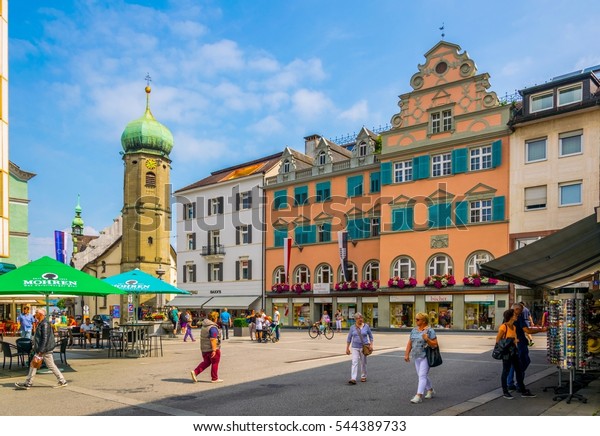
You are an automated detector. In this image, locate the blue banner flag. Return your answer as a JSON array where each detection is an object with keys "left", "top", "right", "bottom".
[{"left": 54, "top": 230, "right": 67, "bottom": 264}]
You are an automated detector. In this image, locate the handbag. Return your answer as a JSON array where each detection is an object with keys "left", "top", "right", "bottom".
[
  {"left": 424, "top": 328, "right": 442, "bottom": 367},
  {"left": 30, "top": 354, "right": 43, "bottom": 369},
  {"left": 356, "top": 324, "right": 372, "bottom": 356},
  {"left": 492, "top": 324, "right": 515, "bottom": 360}
]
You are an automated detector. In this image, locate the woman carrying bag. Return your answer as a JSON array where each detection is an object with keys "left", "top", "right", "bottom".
[
  {"left": 404, "top": 312, "right": 437, "bottom": 404},
  {"left": 345, "top": 312, "right": 373, "bottom": 384}
]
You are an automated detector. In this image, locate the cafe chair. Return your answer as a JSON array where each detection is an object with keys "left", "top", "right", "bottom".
[
  {"left": 1, "top": 341, "right": 23, "bottom": 369},
  {"left": 71, "top": 326, "right": 84, "bottom": 348},
  {"left": 53, "top": 338, "right": 69, "bottom": 365},
  {"left": 108, "top": 330, "right": 124, "bottom": 358},
  {"left": 15, "top": 338, "right": 33, "bottom": 367}
]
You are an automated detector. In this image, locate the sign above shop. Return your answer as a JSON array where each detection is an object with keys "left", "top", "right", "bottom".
[
  {"left": 390, "top": 295, "right": 415, "bottom": 303},
  {"left": 337, "top": 297, "right": 357, "bottom": 303},
  {"left": 314, "top": 297, "right": 332, "bottom": 303},
  {"left": 425, "top": 295, "right": 453, "bottom": 303},
  {"left": 292, "top": 298, "right": 310, "bottom": 303},
  {"left": 313, "top": 283, "right": 331, "bottom": 294},
  {"left": 464, "top": 294, "right": 495, "bottom": 302},
  {"left": 362, "top": 296, "right": 378, "bottom": 303}
]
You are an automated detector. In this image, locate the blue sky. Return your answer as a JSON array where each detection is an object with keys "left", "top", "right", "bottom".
[{"left": 9, "top": 0, "right": 600, "bottom": 261}]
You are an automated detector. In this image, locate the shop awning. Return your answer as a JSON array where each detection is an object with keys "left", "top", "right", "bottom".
[
  {"left": 201, "top": 295, "right": 261, "bottom": 310},
  {"left": 479, "top": 212, "right": 600, "bottom": 290},
  {"left": 0, "top": 262, "right": 17, "bottom": 275},
  {"left": 165, "top": 296, "right": 212, "bottom": 309}
]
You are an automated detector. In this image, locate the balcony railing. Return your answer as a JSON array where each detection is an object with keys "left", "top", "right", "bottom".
[{"left": 201, "top": 245, "right": 226, "bottom": 256}]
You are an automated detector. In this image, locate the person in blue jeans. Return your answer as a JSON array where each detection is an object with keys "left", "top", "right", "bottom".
[
  {"left": 220, "top": 308, "right": 232, "bottom": 340},
  {"left": 506, "top": 303, "right": 547, "bottom": 391},
  {"left": 17, "top": 306, "right": 34, "bottom": 339}
]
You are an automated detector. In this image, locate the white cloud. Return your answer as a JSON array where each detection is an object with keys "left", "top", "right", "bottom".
[
  {"left": 291, "top": 89, "right": 334, "bottom": 120},
  {"left": 197, "top": 40, "right": 245, "bottom": 74},
  {"left": 339, "top": 100, "right": 369, "bottom": 122},
  {"left": 170, "top": 20, "right": 207, "bottom": 39},
  {"left": 171, "top": 133, "right": 230, "bottom": 163},
  {"left": 248, "top": 115, "right": 285, "bottom": 136}
]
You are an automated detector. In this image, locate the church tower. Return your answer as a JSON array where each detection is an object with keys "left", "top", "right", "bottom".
[
  {"left": 120, "top": 83, "right": 173, "bottom": 283},
  {"left": 71, "top": 195, "right": 84, "bottom": 262}
]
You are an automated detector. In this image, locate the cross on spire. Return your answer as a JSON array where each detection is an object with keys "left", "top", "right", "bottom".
[{"left": 145, "top": 73, "right": 152, "bottom": 87}]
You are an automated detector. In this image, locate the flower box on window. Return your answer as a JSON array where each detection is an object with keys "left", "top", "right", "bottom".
[
  {"left": 334, "top": 280, "right": 358, "bottom": 291},
  {"left": 463, "top": 274, "right": 498, "bottom": 287},
  {"left": 291, "top": 282, "right": 311, "bottom": 294},
  {"left": 360, "top": 280, "right": 380, "bottom": 291},
  {"left": 424, "top": 274, "right": 455, "bottom": 288},
  {"left": 387, "top": 277, "right": 418, "bottom": 288},
  {"left": 270, "top": 283, "right": 290, "bottom": 293}
]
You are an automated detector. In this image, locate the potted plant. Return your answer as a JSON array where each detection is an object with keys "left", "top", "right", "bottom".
[
  {"left": 233, "top": 318, "right": 248, "bottom": 336},
  {"left": 463, "top": 273, "right": 498, "bottom": 286},
  {"left": 334, "top": 280, "right": 359, "bottom": 291},
  {"left": 387, "top": 277, "right": 418, "bottom": 288},
  {"left": 424, "top": 274, "right": 456, "bottom": 288}
]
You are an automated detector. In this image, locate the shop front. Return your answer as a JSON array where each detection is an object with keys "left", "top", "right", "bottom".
[
  {"left": 336, "top": 297, "right": 357, "bottom": 328},
  {"left": 425, "top": 295, "right": 453, "bottom": 329},
  {"left": 313, "top": 296, "right": 333, "bottom": 326},
  {"left": 271, "top": 298, "right": 290, "bottom": 326},
  {"left": 464, "top": 294, "right": 496, "bottom": 330},
  {"left": 362, "top": 296, "right": 378, "bottom": 328},
  {"left": 292, "top": 297, "right": 311, "bottom": 327},
  {"left": 389, "top": 295, "right": 415, "bottom": 328}
]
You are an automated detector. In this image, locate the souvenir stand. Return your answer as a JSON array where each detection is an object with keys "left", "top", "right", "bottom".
[{"left": 544, "top": 292, "right": 591, "bottom": 403}]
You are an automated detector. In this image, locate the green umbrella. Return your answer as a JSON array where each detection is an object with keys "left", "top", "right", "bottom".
[
  {"left": 0, "top": 256, "right": 127, "bottom": 306},
  {"left": 103, "top": 268, "right": 190, "bottom": 321}
]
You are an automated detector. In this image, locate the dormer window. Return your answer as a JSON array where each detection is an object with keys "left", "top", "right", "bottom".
[
  {"left": 530, "top": 92, "right": 553, "bottom": 113},
  {"left": 558, "top": 84, "right": 582, "bottom": 107},
  {"left": 318, "top": 151, "right": 327, "bottom": 166},
  {"left": 282, "top": 159, "right": 290, "bottom": 173},
  {"left": 358, "top": 142, "right": 368, "bottom": 157},
  {"left": 430, "top": 109, "right": 452, "bottom": 134}
]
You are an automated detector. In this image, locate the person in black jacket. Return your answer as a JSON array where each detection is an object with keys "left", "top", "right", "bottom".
[{"left": 15, "top": 308, "right": 68, "bottom": 390}]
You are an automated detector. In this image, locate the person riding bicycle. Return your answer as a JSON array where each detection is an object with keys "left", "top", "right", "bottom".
[{"left": 320, "top": 311, "right": 331, "bottom": 332}]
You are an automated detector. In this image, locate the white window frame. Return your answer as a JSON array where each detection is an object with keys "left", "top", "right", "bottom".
[
  {"left": 442, "top": 110, "right": 452, "bottom": 131},
  {"left": 210, "top": 263, "right": 221, "bottom": 282},
  {"left": 209, "top": 230, "right": 220, "bottom": 247},
  {"left": 559, "top": 130, "right": 583, "bottom": 157},
  {"left": 240, "top": 260, "right": 250, "bottom": 280},
  {"left": 318, "top": 151, "right": 327, "bottom": 166},
  {"left": 316, "top": 264, "right": 333, "bottom": 284},
  {"left": 530, "top": 91, "right": 553, "bottom": 113},
  {"left": 183, "top": 202, "right": 196, "bottom": 220},
  {"left": 524, "top": 185, "right": 547, "bottom": 211},
  {"left": 338, "top": 262, "right": 358, "bottom": 282},
  {"left": 294, "top": 265, "right": 311, "bottom": 283},
  {"left": 186, "top": 263, "right": 196, "bottom": 282},
  {"left": 466, "top": 252, "right": 493, "bottom": 275},
  {"left": 187, "top": 233, "right": 196, "bottom": 250},
  {"left": 392, "top": 256, "right": 415, "bottom": 278},
  {"left": 526, "top": 138, "right": 547, "bottom": 163},
  {"left": 469, "top": 145, "right": 492, "bottom": 171},
  {"left": 430, "top": 109, "right": 453, "bottom": 134},
  {"left": 210, "top": 197, "right": 221, "bottom": 215},
  {"left": 469, "top": 199, "right": 492, "bottom": 223},
  {"left": 371, "top": 217, "right": 380, "bottom": 237},
  {"left": 358, "top": 141, "right": 368, "bottom": 157},
  {"left": 559, "top": 181, "right": 582, "bottom": 207},
  {"left": 428, "top": 255, "right": 453, "bottom": 276},
  {"left": 239, "top": 225, "right": 250, "bottom": 244},
  {"left": 558, "top": 84, "right": 582, "bottom": 107},
  {"left": 394, "top": 160, "right": 413, "bottom": 183},
  {"left": 274, "top": 267, "right": 286, "bottom": 283},
  {"left": 364, "top": 261, "right": 380, "bottom": 281},
  {"left": 282, "top": 160, "right": 290, "bottom": 173},
  {"left": 432, "top": 153, "right": 452, "bottom": 177}
]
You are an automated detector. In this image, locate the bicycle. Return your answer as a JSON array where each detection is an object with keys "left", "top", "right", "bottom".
[{"left": 308, "top": 322, "right": 334, "bottom": 340}]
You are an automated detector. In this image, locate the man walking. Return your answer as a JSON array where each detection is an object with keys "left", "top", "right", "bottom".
[
  {"left": 220, "top": 308, "right": 232, "bottom": 340},
  {"left": 15, "top": 308, "right": 68, "bottom": 390}
]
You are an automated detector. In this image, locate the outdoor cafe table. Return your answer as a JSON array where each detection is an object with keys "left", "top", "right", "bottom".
[{"left": 119, "top": 322, "right": 153, "bottom": 357}]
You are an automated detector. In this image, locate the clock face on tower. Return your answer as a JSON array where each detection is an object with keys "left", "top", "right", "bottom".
[{"left": 145, "top": 158, "right": 157, "bottom": 170}]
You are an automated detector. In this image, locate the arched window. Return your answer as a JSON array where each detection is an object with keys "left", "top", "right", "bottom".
[
  {"left": 318, "top": 151, "right": 327, "bottom": 166},
  {"left": 145, "top": 172, "right": 156, "bottom": 187},
  {"left": 282, "top": 159, "right": 291, "bottom": 173},
  {"left": 466, "top": 251, "right": 494, "bottom": 275},
  {"left": 294, "top": 265, "right": 310, "bottom": 283},
  {"left": 338, "top": 262, "right": 357, "bottom": 282},
  {"left": 392, "top": 256, "right": 416, "bottom": 278},
  {"left": 364, "top": 261, "right": 380, "bottom": 281},
  {"left": 315, "top": 264, "right": 333, "bottom": 284},
  {"left": 428, "top": 254, "right": 453, "bottom": 276},
  {"left": 358, "top": 141, "right": 368, "bottom": 157},
  {"left": 273, "top": 266, "right": 286, "bottom": 283}
]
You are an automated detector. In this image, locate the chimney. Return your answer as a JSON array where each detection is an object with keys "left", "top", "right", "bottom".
[{"left": 304, "top": 134, "right": 321, "bottom": 158}]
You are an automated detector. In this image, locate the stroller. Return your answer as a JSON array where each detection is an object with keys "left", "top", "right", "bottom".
[{"left": 262, "top": 323, "right": 277, "bottom": 343}]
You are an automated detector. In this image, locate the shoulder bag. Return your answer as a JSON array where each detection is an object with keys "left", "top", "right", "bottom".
[
  {"left": 424, "top": 329, "right": 442, "bottom": 367},
  {"left": 356, "top": 325, "right": 372, "bottom": 356},
  {"left": 492, "top": 324, "right": 515, "bottom": 360}
]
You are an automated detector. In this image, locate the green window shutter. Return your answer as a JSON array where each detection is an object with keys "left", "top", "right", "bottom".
[
  {"left": 370, "top": 172, "right": 381, "bottom": 193},
  {"left": 429, "top": 203, "right": 451, "bottom": 228},
  {"left": 347, "top": 175, "right": 363, "bottom": 197},
  {"left": 392, "top": 208, "right": 414, "bottom": 231},
  {"left": 413, "top": 155, "right": 431, "bottom": 180},
  {"left": 381, "top": 162, "right": 392, "bottom": 185},
  {"left": 294, "top": 186, "right": 308, "bottom": 206},
  {"left": 492, "top": 139, "right": 502, "bottom": 168},
  {"left": 274, "top": 228, "right": 286, "bottom": 247},
  {"left": 358, "top": 218, "right": 371, "bottom": 239},
  {"left": 322, "top": 222, "right": 331, "bottom": 242},
  {"left": 316, "top": 181, "right": 331, "bottom": 202},
  {"left": 428, "top": 204, "right": 439, "bottom": 228},
  {"left": 294, "top": 226, "right": 303, "bottom": 244},
  {"left": 452, "top": 148, "right": 468, "bottom": 174},
  {"left": 492, "top": 196, "right": 505, "bottom": 221},
  {"left": 274, "top": 190, "right": 287, "bottom": 209},
  {"left": 455, "top": 200, "right": 468, "bottom": 226},
  {"left": 347, "top": 218, "right": 359, "bottom": 240},
  {"left": 306, "top": 225, "right": 317, "bottom": 244}
]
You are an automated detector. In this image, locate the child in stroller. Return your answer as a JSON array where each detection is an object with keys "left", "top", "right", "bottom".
[{"left": 262, "top": 318, "right": 277, "bottom": 343}]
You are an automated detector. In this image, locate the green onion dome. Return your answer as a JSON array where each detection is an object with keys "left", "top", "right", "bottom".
[{"left": 120, "top": 86, "right": 173, "bottom": 156}]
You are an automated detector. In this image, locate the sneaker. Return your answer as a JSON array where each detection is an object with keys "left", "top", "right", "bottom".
[
  {"left": 529, "top": 341, "right": 535, "bottom": 347},
  {"left": 508, "top": 385, "right": 517, "bottom": 391},
  {"left": 54, "top": 381, "right": 68, "bottom": 388},
  {"left": 425, "top": 389, "right": 435, "bottom": 399},
  {"left": 410, "top": 395, "right": 423, "bottom": 404},
  {"left": 502, "top": 392, "right": 514, "bottom": 400},
  {"left": 521, "top": 390, "right": 537, "bottom": 398},
  {"left": 190, "top": 371, "right": 197, "bottom": 383},
  {"left": 348, "top": 380, "right": 356, "bottom": 385},
  {"left": 15, "top": 382, "right": 31, "bottom": 390},
  {"left": 210, "top": 379, "right": 224, "bottom": 383}
]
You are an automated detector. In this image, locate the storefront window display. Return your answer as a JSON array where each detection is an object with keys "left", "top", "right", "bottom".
[
  {"left": 390, "top": 303, "right": 414, "bottom": 328},
  {"left": 336, "top": 303, "right": 357, "bottom": 328},
  {"left": 272, "top": 300, "right": 290, "bottom": 326},
  {"left": 293, "top": 302, "right": 311, "bottom": 327},
  {"left": 464, "top": 295, "right": 495, "bottom": 329},
  {"left": 425, "top": 301, "right": 453, "bottom": 329},
  {"left": 363, "top": 303, "right": 378, "bottom": 328}
]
